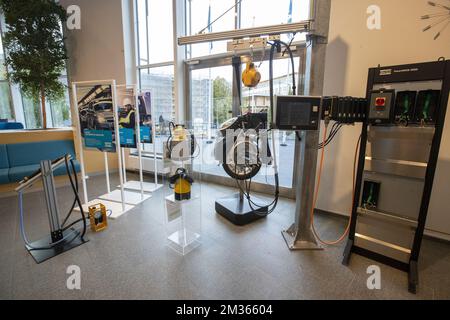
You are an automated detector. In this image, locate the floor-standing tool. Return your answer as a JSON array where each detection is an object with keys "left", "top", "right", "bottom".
[{"left": 17, "top": 154, "right": 88, "bottom": 263}]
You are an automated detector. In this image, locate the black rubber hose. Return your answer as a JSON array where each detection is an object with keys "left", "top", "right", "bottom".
[
  {"left": 64, "top": 155, "right": 87, "bottom": 240},
  {"left": 277, "top": 39, "right": 297, "bottom": 95}
]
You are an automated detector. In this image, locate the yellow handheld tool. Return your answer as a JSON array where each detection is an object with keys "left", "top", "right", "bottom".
[
  {"left": 169, "top": 168, "right": 194, "bottom": 201},
  {"left": 242, "top": 61, "right": 261, "bottom": 88},
  {"left": 88, "top": 203, "right": 108, "bottom": 232}
]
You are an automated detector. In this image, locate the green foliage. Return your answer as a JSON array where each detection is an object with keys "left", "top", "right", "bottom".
[
  {"left": 0, "top": 0, "right": 67, "bottom": 102},
  {"left": 212, "top": 76, "right": 232, "bottom": 126}
]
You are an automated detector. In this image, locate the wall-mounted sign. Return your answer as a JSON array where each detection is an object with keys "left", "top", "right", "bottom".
[{"left": 77, "top": 84, "right": 116, "bottom": 153}]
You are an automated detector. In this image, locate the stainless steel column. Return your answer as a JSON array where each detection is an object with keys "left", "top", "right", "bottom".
[
  {"left": 41, "top": 160, "right": 63, "bottom": 242},
  {"left": 281, "top": 0, "right": 330, "bottom": 250},
  {"left": 282, "top": 130, "right": 322, "bottom": 250}
]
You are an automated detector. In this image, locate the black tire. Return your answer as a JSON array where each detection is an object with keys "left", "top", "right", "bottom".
[{"left": 222, "top": 162, "right": 261, "bottom": 180}]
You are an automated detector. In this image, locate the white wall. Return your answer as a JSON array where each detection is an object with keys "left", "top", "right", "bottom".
[
  {"left": 319, "top": 0, "right": 450, "bottom": 238},
  {"left": 61, "top": 0, "right": 128, "bottom": 84}
]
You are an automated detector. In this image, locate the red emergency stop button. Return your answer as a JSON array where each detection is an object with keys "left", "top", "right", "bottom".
[{"left": 375, "top": 97, "right": 386, "bottom": 107}]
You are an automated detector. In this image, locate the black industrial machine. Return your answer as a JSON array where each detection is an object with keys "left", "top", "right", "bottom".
[
  {"left": 214, "top": 112, "right": 275, "bottom": 225},
  {"left": 214, "top": 39, "right": 298, "bottom": 226},
  {"left": 343, "top": 59, "right": 450, "bottom": 293}
]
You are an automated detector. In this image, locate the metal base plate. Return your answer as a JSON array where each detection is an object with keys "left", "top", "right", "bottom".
[
  {"left": 99, "top": 189, "right": 151, "bottom": 205},
  {"left": 215, "top": 193, "right": 268, "bottom": 226},
  {"left": 119, "top": 180, "right": 163, "bottom": 193},
  {"left": 26, "top": 229, "right": 88, "bottom": 264},
  {"left": 281, "top": 224, "right": 322, "bottom": 251}
]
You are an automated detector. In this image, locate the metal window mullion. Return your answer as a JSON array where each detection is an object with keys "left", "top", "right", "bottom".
[
  {"left": 145, "top": 0, "right": 150, "bottom": 66},
  {"left": 137, "top": 61, "right": 174, "bottom": 69}
]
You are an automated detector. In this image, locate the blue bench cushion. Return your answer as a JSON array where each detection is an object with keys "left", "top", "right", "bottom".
[
  {"left": 8, "top": 160, "right": 80, "bottom": 182},
  {"left": 7, "top": 140, "right": 76, "bottom": 167},
  {"left": 0, "top": 144, "right": 9, "bottom": 169},
  {"left": 0, "top": 168, "right": 9, "bottom": 184},
  {"left": 0, "top": 122, "right": 24, "bottom": 130}
]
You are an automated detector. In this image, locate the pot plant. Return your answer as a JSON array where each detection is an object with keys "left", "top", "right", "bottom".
[{"left": 0, "top": 0, "right": 67, "bottom": 129}]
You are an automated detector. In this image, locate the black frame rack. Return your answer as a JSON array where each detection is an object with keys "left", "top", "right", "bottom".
[{"left": 343, "top": 60, "right": 450, "bottom": 293}]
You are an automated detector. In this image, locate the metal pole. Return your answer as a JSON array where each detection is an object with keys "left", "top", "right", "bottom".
[
  {"left": 41, "top": 160, "right": 62, "bottom": 242},
  {"left": 112, "top": 81, "right": 126, "bottom": 211},
  {"left": 104, "top": 152, "right": 111, "bottom": 194},
  {"left": 153, "top": 114, "right": 158, "bottom": 188},
  {"left": 121, "top": 148, "right": 128, "bottom": 184},
  {"left": 282, "top": 130, "right": 322, "bottom": 250},
  {"left": 282, "top": 0, "right": 331, "bottom": 250},
  {"left": 71, "top": 83, "right": 89, "bottom": 205},
  {"left": 134, "top": 85, "right": 145, "bottom": 199}
]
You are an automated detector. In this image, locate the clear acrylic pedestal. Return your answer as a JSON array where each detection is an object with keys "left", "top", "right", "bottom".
[
  {"left": 162, "top": 125, "right": 202, "bottom": 256},
  {"left": 165, "top": 192, "right": 201, "bottom": 255}
]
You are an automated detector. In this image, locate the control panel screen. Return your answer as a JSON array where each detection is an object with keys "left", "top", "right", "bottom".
[
  {"left": 274, "top": 96, "right": 320, "bottom": 131},
  {"left": 279, "top": 102, "right": 312, "bottom": 127}
]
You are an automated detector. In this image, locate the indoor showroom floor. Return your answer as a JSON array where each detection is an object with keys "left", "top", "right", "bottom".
[{"left": 1, "top": 173, "right": 450, "bottom": 300}]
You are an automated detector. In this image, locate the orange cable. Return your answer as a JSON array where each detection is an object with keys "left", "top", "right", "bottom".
[{"left": 310, "top": 124, "right": 361, "bottom": 246}]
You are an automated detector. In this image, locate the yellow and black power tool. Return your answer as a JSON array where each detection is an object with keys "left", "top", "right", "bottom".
[
  {"left": 242, "top": 60, "right": 261, "bottom": 88},
  {"left": 165, "top": 123, "right": 196, "bottom": 160},
  {"left": 169, "top": 168, "right": 194, "bottom": 201},
  {"left": 88, "top": 203, "right": 108, "bottom": 232}
]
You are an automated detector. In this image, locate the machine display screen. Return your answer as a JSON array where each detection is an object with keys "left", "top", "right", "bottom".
[
  {"left": 279, "top": 102, "right": 312, "bottom": 126},
  {"left": 274, "top": 96, "right": 320, "bottom": 130}
]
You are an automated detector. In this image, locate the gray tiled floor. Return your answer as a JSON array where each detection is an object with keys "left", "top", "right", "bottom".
[{"left": 1, "top": 173, "right": 450, "bottom": 300}]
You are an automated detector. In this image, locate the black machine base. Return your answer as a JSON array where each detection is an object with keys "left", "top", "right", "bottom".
[
  {"left": 342, "top": 240, "right": 418, "bottom": 294},
  {"left": 215, "top": 193, "right": 268, "bottom": 226},
  {"left": 25, "top": 228, "right": 88, "bottom": 264}
]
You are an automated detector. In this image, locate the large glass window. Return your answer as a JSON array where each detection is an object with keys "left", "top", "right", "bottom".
[
  {"left": 136, "top": 0, "right": 174, "bottom": 65},
  {"left": 186, "top": 0, "right": 236, "bottom": 58},
  {"left": 19, "top": 76, "right": 70, "bottom": 129},
  {"left": 21, "top": 94, "right": 41, "bottom": 129},
  {"left": 0, "top": 34, "right": 13, "bottom": 120},
  {"left": 135, "top": 0, "right": 310, "bottom": 191},
  {"left": 49, "top": 76, "right": 71, "bottom": 128},
  {"left": 139, "top": 66, "right": 175, "bottom": 123},
  {"left": 0, "top": 18, "right": 71, "bottom": 129},
  {"left": 241, "top": 0, "right": 309, "bottom": 27},
  {"left": 136, "top": 0, "right": 176, "bottom": 130}
]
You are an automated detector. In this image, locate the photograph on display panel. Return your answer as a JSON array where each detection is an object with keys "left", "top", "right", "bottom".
[
  {"left": 117, "top": 88, "right": 137, "bottom": 148},
  {"left": 77, "top": 84, "right": 116, "bottom": 153},
  {"left": 138, "top": 91, "right": 152, "bottom": 143}
]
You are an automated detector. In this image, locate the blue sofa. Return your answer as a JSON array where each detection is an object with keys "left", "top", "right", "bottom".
[
  {"left": 0, "top": 122, "right": 24, "bottom": 130},
  {"left": 0, "top": 140, "right": 80, "bottom": 184}
]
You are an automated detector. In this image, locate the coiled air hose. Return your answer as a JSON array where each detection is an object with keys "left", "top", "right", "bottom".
[{"left": 310, "top": 124, "right": 362, "bottom": 245}]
